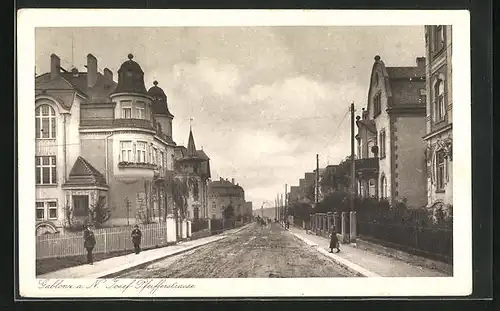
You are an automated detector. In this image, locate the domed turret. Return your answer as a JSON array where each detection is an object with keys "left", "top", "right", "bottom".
[
  {"left": 114, "top": 54, "right": 147, "bottom": 94},
  {"left": 147, "top": 80, "right": 174, "bottom": 117}
]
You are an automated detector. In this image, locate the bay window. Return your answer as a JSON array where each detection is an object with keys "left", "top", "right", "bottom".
[
  {"left": 35, "top": 156, "right": 57, "bottom": 185},
  {"left": 121, "top": 101, "right": 132, "bottom": 119},
  {"left": 120, "top": 141, "right": 133, "bottom": 162},
  {"left": 137, "top": 141, "right": 147, "bottom": 163},
  {"left": 35, "top": 104, "right": 56, "bottom": 139}
]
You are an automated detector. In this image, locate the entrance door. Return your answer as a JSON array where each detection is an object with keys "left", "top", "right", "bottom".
[{"left": 73, "top": 195, "right": 89, "bottom": 217}]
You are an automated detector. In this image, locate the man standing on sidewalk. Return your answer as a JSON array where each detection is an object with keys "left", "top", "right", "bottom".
[
  {"left": 329, "top": 226, "right": 340, "bottom": 253},
  {"left": 131, "top": 225, "right": 142, "bottom": 254},
  {"left": 83, "top": 225, "right": 96, "bottom": 265}
]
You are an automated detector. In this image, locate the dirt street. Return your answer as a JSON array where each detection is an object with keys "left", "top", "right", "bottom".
[{"left": 116, "top": 222, "right": 357, "bottom": 278}]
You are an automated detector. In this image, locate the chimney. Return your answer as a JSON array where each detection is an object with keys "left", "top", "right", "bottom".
[
  {"left": 87, "top": 53, "right": 98, "bottom": 88},
  {"left": 232, "top": 178, "right": 235, "bottom": 185},
  {"left": 104, "top": 68, "right": 113, "bottom": 81},
  {"left": 416, "top": 57, "right": 425, "bottom": 68},
  {"left": 50, "top": 54, "right": 60, "bottom": 79}
]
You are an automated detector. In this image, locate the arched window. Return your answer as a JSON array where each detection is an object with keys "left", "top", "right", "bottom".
[
  {"left": 434, "top": 77, "right": 446, "bottom": 122},
  {"left": 380, "top": 175, "right": 387, "bottom": 199},
  {"left": 35, "top": 105, "right": 56, "bottom": 139}
]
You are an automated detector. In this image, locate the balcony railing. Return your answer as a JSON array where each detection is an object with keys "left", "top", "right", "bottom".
[
  {"left": 118, "top": 161, "right": 158, "bottom": 170},
  {"left": 355, "top": 157, "right": 379, "bottom": 172},
  {"left": 80, "top": 118, "right": 154, "bottom": 131}
]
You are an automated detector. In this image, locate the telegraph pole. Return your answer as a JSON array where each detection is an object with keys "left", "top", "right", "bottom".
[
  {"left": 350, "top": 102, "right": 356, "bottom": 211},
  {"left": 285, "top": 184, "right": 288, "bottom": 221}
]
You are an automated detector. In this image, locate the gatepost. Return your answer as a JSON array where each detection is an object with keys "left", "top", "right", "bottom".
[
  {"left": 327, "top": 212, "right": 332, "bottom": 233},
  {"left": 341, "top": 212, "right": 349, "bottom": 243},
  {"left": 349, "top": 211, "right": 357, "bottom": 243},
  {"left": 333, "top": 212, "right": 340, "bottom": 233}
]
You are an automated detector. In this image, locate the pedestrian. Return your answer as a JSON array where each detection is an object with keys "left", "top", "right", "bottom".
[
  {"left": 83, "top": 225, "right": 96, "bottom": 265},
  {"left": 131, "top": 225, "right": 142, "bottom": 254},
  {"left": 329, "top": 226, "right": 340, "bottom": 253}
]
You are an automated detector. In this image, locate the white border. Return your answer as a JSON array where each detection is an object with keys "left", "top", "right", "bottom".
[{"left": 17, "top": 9, "right": 471, "bottom": 298}]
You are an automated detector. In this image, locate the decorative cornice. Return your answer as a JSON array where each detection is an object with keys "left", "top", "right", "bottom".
[
  {"left": 422, "top": 123, "right": 453, "bottom": 141},
  {"left": 386, "top": 104, "right": 426, "bottom": 116},
  {"left": 110, "top": 92, "right": 154, "bottom": 101}
]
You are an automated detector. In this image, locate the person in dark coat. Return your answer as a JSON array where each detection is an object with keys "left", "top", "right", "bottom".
[
  {"left": 329, "top": 226, "right": 340, "bottom": 253},
  {"left": 83, "top": 225, "right": 96, "bottom": 264},
  {"left": 131, "top": 225, "right": 142, "bottom": 254}
]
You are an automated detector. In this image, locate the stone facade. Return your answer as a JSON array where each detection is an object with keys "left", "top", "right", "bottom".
[
  {"left": 423, "top": 25, "right": 453, "bottom": 207},
  {"left": 355, "top": 55, "right": 427, "bottom": 208}
]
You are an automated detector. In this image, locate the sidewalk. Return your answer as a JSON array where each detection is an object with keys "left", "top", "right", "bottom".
[
  {"left": 38, "top": 224, "right": 251, "bottom": 279},
  {"left": 288, "top": 226, "right": 449, "bottom": 277}
]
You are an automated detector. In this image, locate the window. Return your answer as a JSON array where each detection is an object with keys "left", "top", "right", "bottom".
[
  {"left": 419, "top": 88, "right": 426, "bottom": 104},
  {"left": 379, "top": 130, "right": 386, "bottom": 158},
  {"left": 212, "top": 203, "right": 216, "bottom": 211},
  {"left": 436, "top": 150, "right": 446, "bottom": 191},
  {"left": 152, "top": 147, "right": 158, "bottom": 165},
  {"left": 434, "top": 25, "right": 445, "bottom": 53},
  {"left": 373, "top": 93, "right": 382, "bottom": 117},
  {"left": 35, "top": 201, "right": 58, "bottom": 221},
  {"left": 121, "top": 101, "right": 132, "bottom": 119},
  {"left": 136, "top": 141, "right": 147, "bottom": 163},
  {"left": 369, "top": 179, "right": 376, "bottom": 197},
  {"left": 434, "top": 78, "right": 446, "bottom": 122},
  {"left": 135, "top": 101, "right": 145, "bottom": 119},
  {"left": 120, "top": 141, "right": 133, "bottom": 162},
  {"left": 35, "top": 105, "right": 56, "bottom": 139},
  {"left": 380, "top": 176, "right": 387, "bottom": 199},
  {"left": 160, "top": 151, "right": 164, "bottom": 168},
  {"left": 35, "top": 156, "right": 57, "bottom": 185},
  {"left": 73, "top": 195, "right": 89, "bottom": 217}
]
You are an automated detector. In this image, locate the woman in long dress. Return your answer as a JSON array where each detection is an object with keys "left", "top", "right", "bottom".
[{"left": 329, "top": 226, "right": 340, "bottom": 253}]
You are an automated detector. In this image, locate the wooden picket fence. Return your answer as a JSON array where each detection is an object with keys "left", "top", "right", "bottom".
[{"left": 36, "top": 222, "right": 173, "bottom": 260}]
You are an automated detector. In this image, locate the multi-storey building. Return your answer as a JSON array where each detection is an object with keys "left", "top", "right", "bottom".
[
  {"left": 208, "top": 178, "right": 245, "bottom": 220},
  {"left": 423, "top": 25, "right": 453, "bottom": 207},
  {"left": 173, "top": 129, "right": 211, "bottom": 220},
  {"left": 35, "top": 53, "right": 177, "bottom": 234},
  {"left": 355, "top": 55, "right": 428, "bottom": 208}
]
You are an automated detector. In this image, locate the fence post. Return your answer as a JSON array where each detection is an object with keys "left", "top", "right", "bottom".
[
  {"left": 349, "top": 211, "right": 357, "bottom": 243},
  {"left": 333, "top": 212, "right": 339, "bottom": 232},
  {"left": 104, "top": 230, "right": 107, "bottom": 254}
]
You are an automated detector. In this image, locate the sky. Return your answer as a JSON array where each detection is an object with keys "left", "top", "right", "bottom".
[{"left": 35, "top": 26, "right": 424, "bottom": 210}]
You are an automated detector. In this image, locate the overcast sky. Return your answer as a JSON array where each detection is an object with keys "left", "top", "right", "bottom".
[{"left": 35, "top": 26, "right": 424, "bottom": 209}]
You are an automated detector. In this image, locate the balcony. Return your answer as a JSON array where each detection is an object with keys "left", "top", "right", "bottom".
[
  {"left": 118, "top": 161, "right": 158, "bottom": 170},
  {"left": 355, "top": 157, "right": 379, "bottom": 179}
]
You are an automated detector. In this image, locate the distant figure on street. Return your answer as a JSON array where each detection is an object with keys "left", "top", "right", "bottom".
[
  {"left": 131, "top": 225, "right": 142, "bottom": 254},
  {"left": 285, "top": 219, "right": 290, "bottom": 230},
  {"left": 329, "top": 226, "right": 340, "bottom": 253},
  {"left": 83, "top": 225, "right": 96, "bottom": 264}
]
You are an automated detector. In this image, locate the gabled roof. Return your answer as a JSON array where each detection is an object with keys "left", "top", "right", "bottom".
[{"left": 63, "top": 156, "right": 108, "bottom": 188}]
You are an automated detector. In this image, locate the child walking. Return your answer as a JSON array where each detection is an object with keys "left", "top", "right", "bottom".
[{"left": 329, "top": 226, "right": 340, "bottom": 253}]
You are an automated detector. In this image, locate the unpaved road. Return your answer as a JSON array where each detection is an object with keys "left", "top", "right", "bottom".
[{"left": 116, "top": 222, "right": 357, "bottom": 278}]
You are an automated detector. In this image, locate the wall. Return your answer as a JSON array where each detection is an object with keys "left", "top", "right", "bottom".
[
  {"left": 392, "top": 115, "right": 428, "bottom": 208},
  {"left": 390, "top": 79, "right": 425, "bottom": 106}
]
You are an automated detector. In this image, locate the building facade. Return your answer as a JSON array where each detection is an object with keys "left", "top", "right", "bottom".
[
  {"left": 35, "top": 53, "right": 178, "bottom": 234},
  {"left": 173, "top": 129, "right": 211, "bottom": 221},
  {"left": 423, "top": 25, "right": 453, "bottom": 207},
  {"left": 208, "top": 178, "right": 246, "bottom": 220},
  {"left": 355, "top": 55, "right": 428, "bottom": 208}
]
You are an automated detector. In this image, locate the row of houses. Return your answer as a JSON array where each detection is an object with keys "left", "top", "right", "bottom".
[
  {"left": 35, "top": 52, "right": 252, "bottom": 235},
  {"left": 290, "top": 25, "right": 453, "bottom": 210}
]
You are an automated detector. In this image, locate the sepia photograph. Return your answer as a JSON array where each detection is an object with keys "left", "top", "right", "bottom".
[{"left": 17, "top": 9, "right": 471, "bottom": 298}]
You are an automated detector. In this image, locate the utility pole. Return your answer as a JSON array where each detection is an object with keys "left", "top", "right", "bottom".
[
  {"left": 315, "top": 153, "right": 319, "bottom": 205},
  {"left": 350, "top": 102, "right": 356, "bottom": 211}
]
